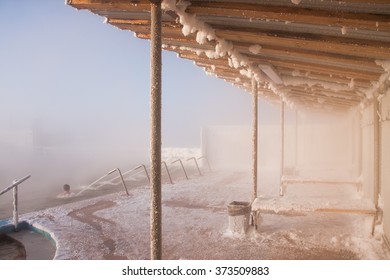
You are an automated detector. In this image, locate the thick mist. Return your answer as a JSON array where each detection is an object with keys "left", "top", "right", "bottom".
[{"left": 0, "top": 1, "right": 255, "bottom": 217}]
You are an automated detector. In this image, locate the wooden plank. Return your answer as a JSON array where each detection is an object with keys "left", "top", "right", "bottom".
[
  {"left": 233, "top": 43, "right": 383, "bottom": 74},
  {"left": 278, "top": 69, "right": 373, "bottom": 89},
  {"left": 68, "top": 0, "right": 151, "bottom": 11},
  {"left": 187, "top": 2, "right": 390, "bottom": 32},
  {"left": 253, "top": 57, "right": 382, "bottom": 81},
  {"left": 315, "top": 208, "right": 376, "bottom": 215},
  {"left": 216, "top": 29, "right": 390, "bottom": 60}
]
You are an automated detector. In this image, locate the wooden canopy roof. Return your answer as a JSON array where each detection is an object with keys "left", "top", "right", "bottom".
[{"left": 67, "top": 0, "right": 390, "bottom": 112}]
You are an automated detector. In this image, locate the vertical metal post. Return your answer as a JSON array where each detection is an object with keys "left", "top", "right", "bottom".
[
  {"left": 172, "top": 159, "right": 189, "bottom": 180},
  {"left": 150, "top": 0, "right": 162, "bottom": 260},
  {"left": 294, "top": 109, "right": 298, "bottom": 176},
  {"left": 117, "top": 169, "right": 130, "bottom": 196},
  {"left": 187, "top": 157, "right": 202, "bottom": 176},
  {"left": 373, "top": 98, "right": 380, "bottom": 208},
  {"left": 358, "top": 110, "right": 363, "bottom": 190},
  {"left": 251, "top": 76, "right": 258, "bottom": 201},
  {"left": 13, "top": 183, "right": 18, "bottom": 231},
  {"left": 372, "top": 97, "right": 380, "bottom": 235},
  {"left": 279, "top": 97, "right": 285, "bottom": 196}
]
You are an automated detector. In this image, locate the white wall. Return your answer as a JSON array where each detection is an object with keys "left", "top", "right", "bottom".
[{"left": 201, "top": 110, "right": 356, "bottom": 181}]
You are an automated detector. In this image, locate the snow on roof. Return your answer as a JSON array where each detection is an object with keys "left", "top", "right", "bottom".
[{"left": 67, "top": 0, "right": 390, "bottom": 112}]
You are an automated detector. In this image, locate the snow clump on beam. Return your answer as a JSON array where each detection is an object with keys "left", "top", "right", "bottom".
[
  {"left": 162, "top": 0, "right": 215, "bottom": 44},
  {"left": 161, "top": 0, "right": 286, "bottom": 103}
]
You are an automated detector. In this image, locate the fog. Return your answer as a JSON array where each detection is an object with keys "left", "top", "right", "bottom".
[
  {"left": 203, "top": 106, "right": 358, "bottom": 188},
  {"left": 0, "top": 0, "right": 261, "bottom": 217},
  {"left": 0, "top": 1, "right": 359, "bottom": 220}
]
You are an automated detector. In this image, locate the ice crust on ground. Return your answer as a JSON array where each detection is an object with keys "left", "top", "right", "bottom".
[{"left": 19, "top": 170, "right": 390, "bottom": 260}]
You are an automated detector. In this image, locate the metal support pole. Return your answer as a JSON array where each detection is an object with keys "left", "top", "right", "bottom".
[
  {"left": 251, "top": 76, "right": 258, "bottom": 201},
  {"left": 294, "top": 109, "right": 298, "bottom": 176},
  {"left": 13, "top": 183, "right": 18, "bottom": 231},
  {"left": 279, "top": 97, "right": 285, "bottom": 196},
  {"left": 150, "top": 0, "right": 162, "bottom": 260},
  {"left": 358, "top": 110, "right": 363, "bottom": 191},
  {"left": 372, "top": 97, "right": 380, "bottom": 235},
  {"left": 373, "top": 98, "right": 380, "bottom": 208}
]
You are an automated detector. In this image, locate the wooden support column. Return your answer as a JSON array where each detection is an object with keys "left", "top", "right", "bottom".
[
  {"left": 150, "top": 0, "right": 162, "bottom": 260},
  {"left": 251, "top": 76, "right": 258, "bottom": 201},
  {"left": 279, "top": 97, "right": 285, "bottom": 196}
]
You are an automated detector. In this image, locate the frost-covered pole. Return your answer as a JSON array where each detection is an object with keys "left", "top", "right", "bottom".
[
  {"left": 294, "top": 109, "right": 298, "bottom": 176},
  {"left": 12, "top": 182, "right": 18, "bottom": 231},
  {"left": 251, "top": 76, "right": 258, "bottom": 201},
  {"left": 150, "top": 0, "right": 162, "bottom": 260},
  {"left": 279, "top": 97, "right": 285, "bottom": 195},
  {"left": 373, "top": 97, "right": 380, "bottom": 210}
]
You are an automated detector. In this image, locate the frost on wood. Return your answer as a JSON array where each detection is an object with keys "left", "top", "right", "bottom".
[
  {"left": 162, "top": 0, "right": 215, "bottom": 44},
  {"left": 249, "top": 44, "right": 262, "bottom": 55},
  {"left": 291, "top": 0, "right": 302, "bottom": 5}
]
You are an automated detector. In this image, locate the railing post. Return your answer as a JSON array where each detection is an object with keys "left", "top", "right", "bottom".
[
  {"left": 150, "top": 0, "right": 162, "bottom": 260},
  {"left": 108, "top": 168, "right": 130, "bottom": 196},
  {"left": 12, "top": 181, "right": 19, "bottom": 231},
  {"left": 198, "top": 156, "right": 212, "bottom": 172},
  {"left": 172, "top": 159, "right": 189, "bottom": 180},
  {"left": 135, "top": 165, "right": 151, "bottom": 184},
  {"left": 187, "top": 157, "right": 202, "bottom": 176},
  {"left": 162, "top": 161, "right": 173, "bottom": 184}
]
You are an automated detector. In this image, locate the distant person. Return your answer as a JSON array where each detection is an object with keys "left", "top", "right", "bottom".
[{"left": 57, "top": 184, "right": 74, "bottom": 198}]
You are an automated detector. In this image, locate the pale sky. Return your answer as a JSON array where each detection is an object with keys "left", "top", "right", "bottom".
[{"left": 0, "top": 0, "right": 282, "bottom": 187}]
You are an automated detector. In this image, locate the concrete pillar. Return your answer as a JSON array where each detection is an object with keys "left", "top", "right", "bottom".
[
  {"left": 251, "top": 77, "right": 258, "bottom": 201},
  {"left": 150, "top": 0, "right": 162, "bottom": 260}
]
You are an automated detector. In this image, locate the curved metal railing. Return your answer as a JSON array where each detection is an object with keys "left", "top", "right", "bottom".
[{"left": 0, "top": 175, "right": 31, "bottom": 231}]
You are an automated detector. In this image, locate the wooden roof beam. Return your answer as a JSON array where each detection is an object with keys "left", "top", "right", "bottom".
[
  {"left": 187, "top": 2, "right": 390, "bottom": 32},
  {"left": 67, "top": 0, "right": 151, "bottom": 11},
  {"left": 215, "top": 29, "right": 390, "bottom": 60}
]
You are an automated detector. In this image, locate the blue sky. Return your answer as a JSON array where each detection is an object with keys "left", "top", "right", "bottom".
[
  {"left": 0, "top": 0, "right": 283, "bottom": 188},
  {"left": 0, "top": 0, "right": 282, "bottom": 146}
]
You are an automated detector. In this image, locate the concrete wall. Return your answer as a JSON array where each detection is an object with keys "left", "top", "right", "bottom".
[{"left": 379, "top": 90, "right": 390, "bottom": 243}]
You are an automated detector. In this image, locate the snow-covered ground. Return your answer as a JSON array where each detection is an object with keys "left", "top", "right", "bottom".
[{"left": 15, "top": 169, "right": 390, "bottom": 260}]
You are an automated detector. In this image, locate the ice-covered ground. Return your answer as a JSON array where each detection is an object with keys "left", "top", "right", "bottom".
[{"left": 16, "top": 170, "right": 390, "bottom": 260}]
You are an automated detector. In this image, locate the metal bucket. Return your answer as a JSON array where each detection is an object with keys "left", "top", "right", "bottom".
[{"left": 227, "top": 201, "right": 251, "bottom": 234}]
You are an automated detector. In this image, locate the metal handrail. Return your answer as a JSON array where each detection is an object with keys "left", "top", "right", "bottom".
[
  {"left": 162, "top": 161, "right": 173, "bottom": 184},
  {"left": 187, "top": 157, "right": 202, "bottom": 176},
  {"left": 77, "top": 167, "right": 130, "bottom": 196},
  {"left": 0, "top": 175, "right": 31, "bottom": 231},
  {"left": 135, "top": 164, "right": 150, "bottom": 184},
  {"left": 172, "top": 159, "right": 189, "bottom": 180},
  {"left": 107, "top": 168, "right": 129, "bottom": 196},
  {"left": 197, "top": 156, "right": 212, "bottom": 172}
]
